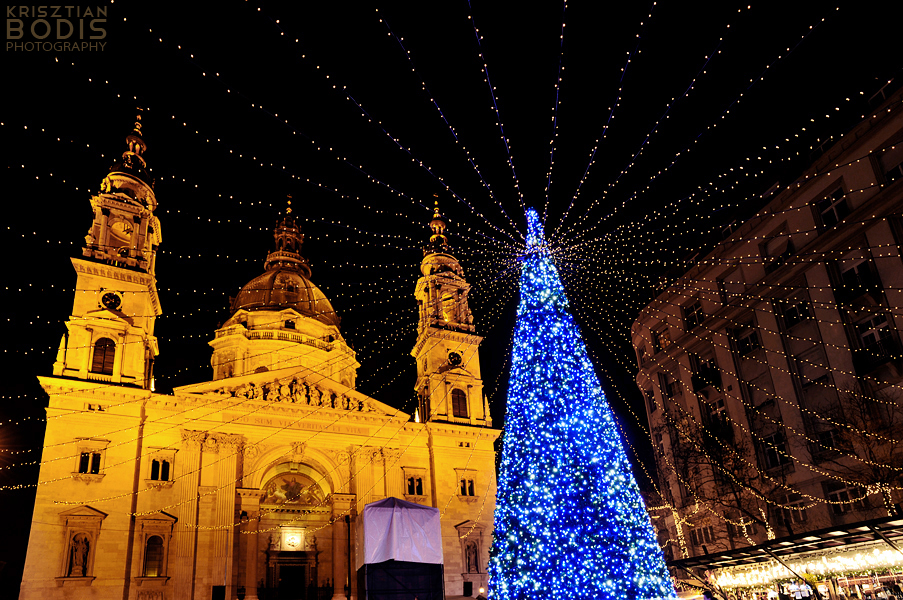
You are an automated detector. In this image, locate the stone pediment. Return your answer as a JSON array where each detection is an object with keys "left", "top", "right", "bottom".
[
  {"left": 58, "top": 505, "right": 107, "bottom": 520},
  {"left": 136, "top": 511, "right": 177, "bottom": 524},
  {"left": 174, "top": 365, "right": 398, "bottom": 416}
]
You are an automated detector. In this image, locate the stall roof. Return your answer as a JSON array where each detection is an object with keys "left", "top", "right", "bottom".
[{"left": 669, "top": 515, "right": 903, "bottom": 571}]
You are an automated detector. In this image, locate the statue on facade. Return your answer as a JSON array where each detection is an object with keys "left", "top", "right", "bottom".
[
  {"left": 465, "top": 541, "right": 478, "bottom": 573},
  {"left": 69, "top": 534, "right": 89, "bottom": 577}
]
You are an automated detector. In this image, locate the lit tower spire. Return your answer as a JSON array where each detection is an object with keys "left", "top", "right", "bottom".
[
  {"left": 411, "top": 199, "right": 491, "bottom": 427},
  {"left": 488, "top": 209, "right": 675, "bottom": 599},
  {"left": 52, "top": 109, "right": 162, "bottom": 388}
]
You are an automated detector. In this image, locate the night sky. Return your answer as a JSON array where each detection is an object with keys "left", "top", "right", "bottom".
[{"left": 1, "top": 1, "right": 900, "bottom": 595}]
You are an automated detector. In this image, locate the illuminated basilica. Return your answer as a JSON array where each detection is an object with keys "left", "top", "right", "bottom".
[{"left": 19, "top": 117, "right": 499, "bottom": 600}]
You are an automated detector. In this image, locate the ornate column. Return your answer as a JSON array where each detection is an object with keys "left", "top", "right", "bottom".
[
  {"left": 237, "top": 488, "right": 261, "bottom": 600},
  {"left": 330, "top": 493, "right": 356, "bottom": 600}
]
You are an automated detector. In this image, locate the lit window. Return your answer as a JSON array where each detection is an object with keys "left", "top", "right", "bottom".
[
  {"left": 451, "top": 389, "right": 468, "bottom": 418},
  {"left": 91, "top": 338, "right": 116, "bottom": 375},
  {"left": 815, "top": 188, "right": 850, "bottom": 228},
  {"left": 653, "top": 328, "right": 672, "bottom": 352}
]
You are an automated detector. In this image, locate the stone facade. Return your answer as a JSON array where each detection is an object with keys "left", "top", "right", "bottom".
[
  {"left": 632, "top": 87, "right": 903, "bottom": 562},
  {"left": 19, "top": 122, "right": 499, "bottom": 600}
]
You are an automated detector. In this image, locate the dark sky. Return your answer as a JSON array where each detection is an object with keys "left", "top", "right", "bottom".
[{"left": 1, "top": 1, "right": 900, "bottom": 594}]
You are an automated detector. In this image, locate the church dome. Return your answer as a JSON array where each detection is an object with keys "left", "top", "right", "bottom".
[{"left": 231, "top": 267, "right": 339, "bottom": 328}]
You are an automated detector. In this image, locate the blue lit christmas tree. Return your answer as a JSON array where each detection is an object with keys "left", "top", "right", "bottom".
[{"left": 488, "top": 209, "right": 675, "bottom": 600}]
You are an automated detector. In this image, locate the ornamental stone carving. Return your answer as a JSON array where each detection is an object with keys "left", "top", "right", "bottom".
[
  {"left": 213, "top": 376, "right": 377, "bottom": 412},
  {"left": 180, "top": 430, "right": 245, "bottom": 454}
]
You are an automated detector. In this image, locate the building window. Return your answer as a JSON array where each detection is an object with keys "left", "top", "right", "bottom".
[
  {"left": 146, "top": 449, "right": 176, "bottom": 486},
  {"left": 654, "top": 432, "right": 665, "bottom": 457},
  {"left": 451, "top": 389, "right": 468, "bottom": 418},
  {"left": 772, "top": 493, "right": 808, "bottom": 527},
  {"left": 691, "top": 354, "right": 721, "bottom": 392},
  {"left": 841, "top": 258, "right": 872, "bottom": 288},
  {"left": 735, "top": 329, "right": 761, "bottom": 356},
  {"left": 779, "top": 300, "right": 811, "bottom": 329},
  {"left": 143, "top": 535, "right": 164, "bottom": 577},
  {"left": 704, "top": 397, "right": 728, "bottom": 425},
  {"left": 150, "top": 459, "right": 171, "bottom": 481},
  {"left": 653, "top": 328, "right": 672, "bottom": 353},
  {"left": 815, "top": 187, "right": 850, "bottom": 228},
  {"left": 407, "top": 476, "right": 424, "bottom": 496},
  {"left": 726, "top": 513, "right": 758, "bottom": 538},
  {"left": 683, "top": 300, "right": 704, "bottom": 331},
  {"left": 79, "top": 451, "right": 102, "bottom": 475},
  {"left": 853, "top": 312, "right": 898, "bottom": 374},
  {"left": 658, "top": 373, "right": 682, "bottom": 399},
  {"left": 455, "top": 468, "right": 478, "bottom": 500},
  {"left": 761, "top": 432, "right": 791, "bottom": 470},
  {"left": 824, "top": 481, "right": 868, "bottom": 515},
  {"left": 763, "top": 227, "right": 793, "bottom": 274},
  {"left": 73, "top": 439, "right": 108, "bottom": 482},
  {"left": 284, "top": 320, "right": 295, "bottom": 329},
  {"left": 637, "top": 345, "right": 648, "bottom": 367},
  {"left": 886, "top": 161, "right": 903, "bottom": 184},
  {"left": 689, "top": 525, "right": 715, "bottom": 547},
  {"left": 644, "top": 388, "right": 657, "bottom": 413},
  {"left": 91, "top": 337, "right": 116, "bottom": 375}
]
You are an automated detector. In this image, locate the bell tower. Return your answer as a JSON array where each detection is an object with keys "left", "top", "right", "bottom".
[
  {"left": 52, "top": 110, "right": 162, "bottom": 389},
  {"left": 411, "top": 202, "right": 490, "bottom": 426}
]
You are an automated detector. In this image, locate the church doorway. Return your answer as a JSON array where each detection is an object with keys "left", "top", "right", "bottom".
[{"left": 267, "top": 551, "right": 318, "bottom": 600}]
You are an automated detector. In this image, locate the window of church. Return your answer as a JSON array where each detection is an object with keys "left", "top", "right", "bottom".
[
  {"left": 79, "top": 452, "right": 102, "bottom": 475},
  {"left": 451, "top": 389, "right": 468, "bottom": 418},
  {"left": 460, "top": 477, "right": 475, "bottom": 496},
  {"left": 90, "top": 337, "right": 116, "bottom": 375},
  {"left": 143, "top": 536, "right": 164, "bottom": 577},
  {"left": 73, "top": 439, "right": 109, "bottom": 482},
  {"left": 402, "top": 467, "right": 427, "bottom": 501},
  {"left": 407, "top": 476, "right": 424, "bottom": 496},
  {"left": 146, "top": 449, "right": 176, "bottom": 487},
  {"left": 150, "top": 459, "right": 170, "bottom": 481}
]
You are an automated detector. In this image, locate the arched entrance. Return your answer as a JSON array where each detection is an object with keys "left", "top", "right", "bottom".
[{"left": 259, "top": 472, "right": 333, "bottom": 600}]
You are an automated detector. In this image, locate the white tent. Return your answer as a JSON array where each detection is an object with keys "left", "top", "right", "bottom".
[{"left": 355, "top": 497, "right": 444, "bottom": 569}]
